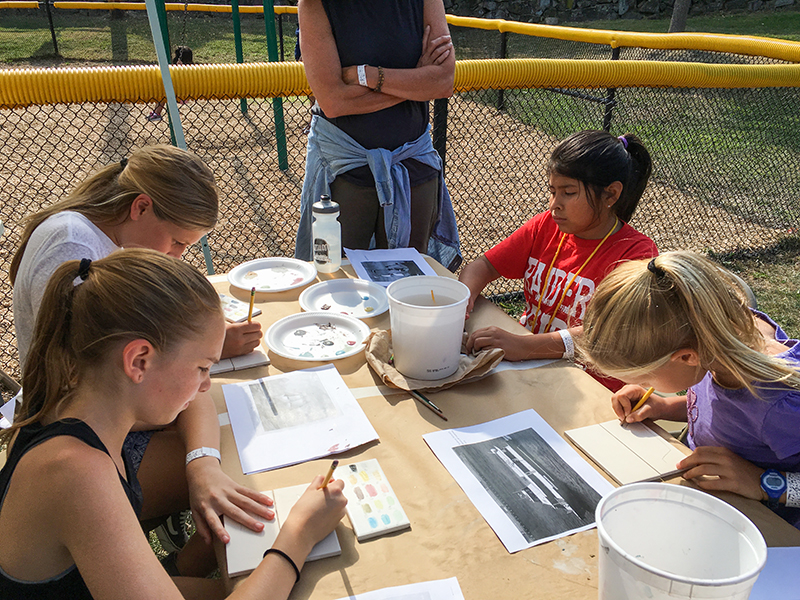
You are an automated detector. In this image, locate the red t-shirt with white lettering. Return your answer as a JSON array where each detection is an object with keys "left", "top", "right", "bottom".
[{"left": 485, "top": 211, "right": 657, "bottom": 388}]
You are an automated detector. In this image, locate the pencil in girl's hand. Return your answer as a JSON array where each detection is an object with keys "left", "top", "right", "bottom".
[
  {"left": 321, "top": 459, "right": 338, "bottom": 489},
  {"left": 623, "top": 387, "right": 655, "bottom": 425},
  {"left": 247, "top": 287, "right": 256, "bottom": 323}
]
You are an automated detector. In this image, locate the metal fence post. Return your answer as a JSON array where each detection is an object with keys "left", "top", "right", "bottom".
[
  {"left": 433, "top": 98, "right": 449, "bottom": 176},
  {"left": 602, "top": 46, "right": 620, "bottom": 132},
  {"left": 278, "top": 12, "right": 285, "bottom": 61},
  {"left": 497, "top": 30, "right": 508, "bottom": 111},
  {"left": 263, "top": 0, "right": 289, "bottom": 171},
  {"left": 44, "top": 0, "right": 60, "bottom": 56},
  {"left": 232, "top": 0, "right": 248, "bottom": 115}
]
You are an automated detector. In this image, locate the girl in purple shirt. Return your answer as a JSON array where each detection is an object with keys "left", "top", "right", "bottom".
[{"left": 576, "top": 251, "right": 800, "bottom": 529}]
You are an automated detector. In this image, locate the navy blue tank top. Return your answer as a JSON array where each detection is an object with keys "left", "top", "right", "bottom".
[
  {"left": 0, "top": 419, "right": 143, "bottom": 599},
  {"left": 314, "top": 0, "right": 437, "bottom": 186}
]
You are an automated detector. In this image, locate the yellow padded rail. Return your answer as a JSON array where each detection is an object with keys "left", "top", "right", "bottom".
[
  {"left": 50, "top": 1, "right": 296, "bottom": 12},
  {"left": 3, "top": 58, "right": 800, "bottom": 110},
  {"left": 0, "top": 1, "right": 39, "bottom": 6},
  {"left": 453, "top": 58, "right": 800, "bottom": 91},
  {"left": 446, "top": 15, "right": 800, "bottom": 63}
]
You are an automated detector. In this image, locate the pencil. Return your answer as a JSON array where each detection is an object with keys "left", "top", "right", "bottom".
[
  {"left": 247, "top": 286, "right": 256, "bottom": 323},
  {"left": 320, "top": 459, "right": 338, "bottom": 489},
  {"left": 629, "top": 386, "right": 655, "bottom": 415},
  {"left": 409, "top": 389, "right": 448, "bottom": 421}
]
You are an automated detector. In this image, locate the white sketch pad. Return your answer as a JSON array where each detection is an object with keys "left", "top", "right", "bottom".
[
  {"left": 225, "top": 483, "right": 340, "bottom": 577},
  {"left": 424, "top": 409, "right": 614, "bottom": 553},
  {"left": 565, "top": 420, "right": 688, "bottom": 485}
]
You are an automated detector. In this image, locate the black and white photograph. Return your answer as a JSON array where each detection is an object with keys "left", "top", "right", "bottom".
[
  {"left": 453, "top": 428, "right": 602, "bottom": 543},
  {"left": 362, "top": 260, "right": 425, "bottom": 283},
  {"left": 423, "top": 409, "right": 613, "bottom": 552}
]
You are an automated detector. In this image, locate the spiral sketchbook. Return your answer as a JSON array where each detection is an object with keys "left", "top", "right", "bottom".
[
  {"left": 564, "top": 420, "right": 690, "bottom": 485},
  {"left": 224, "top": 484, "right": 341, "bottom": 577}
]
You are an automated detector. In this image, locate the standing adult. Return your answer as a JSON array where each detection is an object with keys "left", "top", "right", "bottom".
[{"left": 295, "top": 0, "right": 461, "bottom": 270}]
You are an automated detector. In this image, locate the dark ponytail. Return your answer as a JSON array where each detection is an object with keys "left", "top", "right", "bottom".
[{"left": 548, "top": 130, "right": 653, "bottom": 223}]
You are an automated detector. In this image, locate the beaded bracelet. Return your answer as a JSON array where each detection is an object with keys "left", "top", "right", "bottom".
[
  {"left": 373, "top": 66, "right": 385, "bottom": 94},
  {"left": 787, "top": 472, "right": 800, "bottom": 508},
  {"left": 263, "top": 548, "right": 300, "bottom": 584}
]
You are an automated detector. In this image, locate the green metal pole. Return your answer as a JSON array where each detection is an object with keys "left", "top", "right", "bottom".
[
  {"left": 231, "top": 0, "right": 248, "bottom": 115},
  {"left": 263, "top": 0, "right": 288, "bottom": 171},
  {"left": 153, "top": 0, "right": 177, "bottom": 146}
]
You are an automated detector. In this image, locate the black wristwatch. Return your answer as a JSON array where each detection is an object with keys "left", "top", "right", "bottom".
[{"left": 760, "top": 469, "right": 787, "bottom": 509}]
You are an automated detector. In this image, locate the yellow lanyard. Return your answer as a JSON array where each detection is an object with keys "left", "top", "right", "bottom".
[{"left": 532, "top": 217, "right": 619, "bottom": 334}]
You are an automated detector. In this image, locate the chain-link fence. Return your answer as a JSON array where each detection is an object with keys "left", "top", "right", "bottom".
[{"left": 2, "top": 8, "right": 800, "bottom": 384}]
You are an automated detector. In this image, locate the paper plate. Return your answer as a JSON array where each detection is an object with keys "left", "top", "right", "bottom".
[
  {"left": 227, "top": 258, "right": 317, "bottom": 293},
  {"left": 266, "top": 312, "right": 371, "bottom": 361},
  {"left": 299, "top": 279, "right": 389, "bottom": 319}
]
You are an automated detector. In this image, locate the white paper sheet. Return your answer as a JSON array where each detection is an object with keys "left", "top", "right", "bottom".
[
  {"left": 424, "top": 409, "right": 614, "bottom": 553},
  {"left": 333, "top": 577, "right": 465, "bottom": 600},
  {"left": 750, "top": 546, "right": 800, "bottom": 599},
  {"left": 345, "top": 248, "right": 438, "bottom": 287},
  {"left": 222, "top": 365, "right": 379, "bottom": 474}
]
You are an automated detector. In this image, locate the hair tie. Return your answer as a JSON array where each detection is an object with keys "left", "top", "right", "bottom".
[
  {"left": 618, "top": 135, "right": 629, "bottom": 150},
  {"left": 120, "top": 157, "right": 128, "bottom": 170},
  {"left": 647, "top": 257, "right": 666, "bottom": 279},
  {"left": 78, "top": 258, "right": 92, "bottom": 281}
]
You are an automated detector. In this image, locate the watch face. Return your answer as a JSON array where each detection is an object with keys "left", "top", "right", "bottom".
[{"left": 764, "top": 473, "right": 784, "bottom": 490}]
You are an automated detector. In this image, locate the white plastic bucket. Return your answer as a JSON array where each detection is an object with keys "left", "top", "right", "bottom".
[
  {"left": 386, "top": 276, "right": 469, "bottom": 380},
  {"left": 596, "top": 483, "right": 767, "bottom": 600}
]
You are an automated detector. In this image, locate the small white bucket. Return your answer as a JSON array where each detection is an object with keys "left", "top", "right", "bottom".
[
  {"left": 386, "top": 276, "right": 469, "bottom": 380},
  {"left": 596, "top": 483, "right": 767, "bottom": 599}
]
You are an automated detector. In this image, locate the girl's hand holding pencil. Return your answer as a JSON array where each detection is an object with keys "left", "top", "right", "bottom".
[{"left": 612, "top": 385, "right": 656, "bottom": 424}]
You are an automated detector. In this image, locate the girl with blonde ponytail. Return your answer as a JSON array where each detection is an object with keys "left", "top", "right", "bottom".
[
  {"left": 577, "top": 251, "right": 800, "bottom": 529},
  {"left": 0, "top": 250, "right": 346, "bottom": 600}
]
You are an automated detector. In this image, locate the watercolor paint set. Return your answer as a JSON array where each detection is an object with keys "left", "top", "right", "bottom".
[{"left": 334, "top": 458, "right": 411, "bottom": 541}]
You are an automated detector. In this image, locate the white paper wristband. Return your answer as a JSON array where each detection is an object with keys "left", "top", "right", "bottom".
[
  {"left": 558, "top": 329, "right": 574, "bottom": 361},
  {"left": 787, "top": 472, "right": 800, "bottom": 508},
  {"left": 185, "top": 446, "right": 221, "bottom": 466},
  {"left": 357, "top": 64, "right": 368, "bottom": 87}
]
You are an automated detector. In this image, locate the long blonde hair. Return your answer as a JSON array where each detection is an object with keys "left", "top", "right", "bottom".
[
  {"left": 10, "top": 145, "right": 218, "bottom": 284},
  {"left": 576, "top": 251, "right": 800, "bottom": 394},
  {"left": 3, "top": 249, "right": 222, "bottom": 444}
]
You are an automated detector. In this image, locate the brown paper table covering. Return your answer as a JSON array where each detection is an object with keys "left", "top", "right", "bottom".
[{"left": 207, "top": 258, "right": 800, "bottom": 600}]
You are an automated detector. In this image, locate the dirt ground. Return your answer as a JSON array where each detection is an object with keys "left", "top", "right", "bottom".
[{"left": 0, "top": 94, "right": 792, "bottom": 383}]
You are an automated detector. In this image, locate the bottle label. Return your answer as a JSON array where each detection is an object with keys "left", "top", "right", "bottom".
[{"left": 314, "top": 238, "right": 330, "bottom": 264}]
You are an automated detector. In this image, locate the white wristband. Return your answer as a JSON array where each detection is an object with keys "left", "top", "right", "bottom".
[
  {"left": 558, "top": 329, "right": 574, "bottom": 361},
  {"left": 787, "top": 472, "right": 800, "bottom": 508},
  {"left": 185, "top": 446, "right": 221, "bottom": 466},
  {"left": 357, "top": 64, "right": 368, "bottom": 87}
]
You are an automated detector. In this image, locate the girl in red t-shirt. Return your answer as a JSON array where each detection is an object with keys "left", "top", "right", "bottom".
[{"left": 459, "top": 130, "right": 657, "bottom": 382}]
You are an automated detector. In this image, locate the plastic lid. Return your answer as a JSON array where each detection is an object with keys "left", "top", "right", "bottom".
[{"left": 312, "top": 194, "right": 339, "bottom": 214}]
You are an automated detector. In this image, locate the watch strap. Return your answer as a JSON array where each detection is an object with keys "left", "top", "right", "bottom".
[
  {"left": 761, "top": 468, "right": 787, "bottom": 509},
  {"left": 185, "top": 446, "right": 221, "bottom": 465}
]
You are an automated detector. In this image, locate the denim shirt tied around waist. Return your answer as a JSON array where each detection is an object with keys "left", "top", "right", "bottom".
[{"left": 295, "top": 115, "right": 462, "bottom": 271}]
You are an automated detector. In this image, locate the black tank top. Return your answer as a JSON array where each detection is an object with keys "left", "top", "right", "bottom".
[
  {"left": 0, "top": 419, "right": 143, "bottom": 599},
  {"left": 313, "top": 0, "right": 438, "bottom": 187}
]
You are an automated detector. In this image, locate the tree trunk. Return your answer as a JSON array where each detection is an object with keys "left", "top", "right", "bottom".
[{"left": 669, "top": 0, "right": 692, "bottom": 32}]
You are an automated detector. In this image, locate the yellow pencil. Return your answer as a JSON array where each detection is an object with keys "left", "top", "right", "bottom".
[
  {"left": 247, "top": 286, "right": 256, "bottom": 323},
  {"left": 630, "top": 386, "right": 655, "bottom": 414},
  {"left": 320, "top": 459, "right": 338, "bottom": 489}
]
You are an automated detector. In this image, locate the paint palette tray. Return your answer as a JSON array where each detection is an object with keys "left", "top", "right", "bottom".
[
  {"left": 334, "top": 458, "right": 410, "bottom": 541},
  {"left": 265, "top": 312, "right": 371, "bottom": 361},
  {"left": 228, "top": 257, "right": 317, "bottom": 293},
  {"left": 299, "top": 279, "right": 389, "bottom": 319}
]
